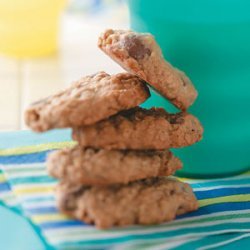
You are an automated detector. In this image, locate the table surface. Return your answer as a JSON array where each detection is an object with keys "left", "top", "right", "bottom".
[
  {"left": 0, "top": 205, "right": 46, "bottom": 250},
  {"left": 0, "top": 6, "right": 128, "bottom": 131}
]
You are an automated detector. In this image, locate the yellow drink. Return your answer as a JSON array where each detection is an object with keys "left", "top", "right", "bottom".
[{"left": 0, "top": 0, "right": 66, "bottom": 57}]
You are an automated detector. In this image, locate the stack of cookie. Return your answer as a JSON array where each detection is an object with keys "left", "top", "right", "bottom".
[{"left": 25, "top": 29, "right": 203, "bottom": 229}]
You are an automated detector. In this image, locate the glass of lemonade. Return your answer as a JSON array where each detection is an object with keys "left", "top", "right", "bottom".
[{"left": 0, "top": 0, "right": 66, "bottom": 57}]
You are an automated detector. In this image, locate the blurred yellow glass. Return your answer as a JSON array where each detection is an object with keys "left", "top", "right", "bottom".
[{"left": 0, "top": 0, "right": 66, "bottom": 57}]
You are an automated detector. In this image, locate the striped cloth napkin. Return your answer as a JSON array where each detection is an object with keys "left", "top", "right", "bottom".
[
  {"left": 0, "top": 130, "right": 250, "bottom": 250},
  {"left": 0, "top": 169, "right": 19, "bottom": 209}
]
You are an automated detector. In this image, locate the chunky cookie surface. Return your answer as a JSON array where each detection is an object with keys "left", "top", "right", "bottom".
[
  {"left": 25, "top": 72, "right": 150, "bottom": 132},
  {"left": 99, "top": 29, "right": 197, "bottom": 110},
  {"left": 47, "top": 147, "right": 182, "bottom": 185},
  {"left": 56, "top": 177, "right": 198, "bottom": 229},
  {"left": 73, "top": 107, "right": 203, "bottom": 150}
]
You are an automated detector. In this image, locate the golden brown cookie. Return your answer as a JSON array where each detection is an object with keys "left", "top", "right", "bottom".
[
  {"left": 98, "top": 29, "right": 197, "bottom": 110},
  {"left": 73, "top": 107, "right": 203, "bottom": 150},
  {"left": 56, "top": 177, "right": 198, "bottom": 229},
  {"left": 25, "top": 72, "right": 150, "bottom": 132},
  {"left": 47, "top": 147, "right": 182, "bottom": 185}
]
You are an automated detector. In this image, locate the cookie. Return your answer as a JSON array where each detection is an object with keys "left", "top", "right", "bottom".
[
  {"left": 47, "top": 146, "right": 182, "bottom": 185},
  {"left": 72, "top": 107, "right": 203, "bottom": 150},
  {"left": 25, "top": 71, "right": 150, "bottom": 132},
  {"left": 98, "top": 29, "right": 197, "bottom": 110},
  {"left": 56, "top": 177, "right": 198, "bottom": 229}
]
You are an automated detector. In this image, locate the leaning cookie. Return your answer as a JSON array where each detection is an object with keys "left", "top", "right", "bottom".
[
  {"left": 98, "top": 29, "right": 197, "bottom": 110},
  {"left": 73, "top": 107, "right": 203, "bottom": 150},
  {"left": 56, "top": 177, "right": 198, "bottom": 229},
  {"left": 25, "top": 71, "right": 150, "bottom": 132},
  {"left": 47, "top": 147, "right": 182, "bottom": 185}
]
